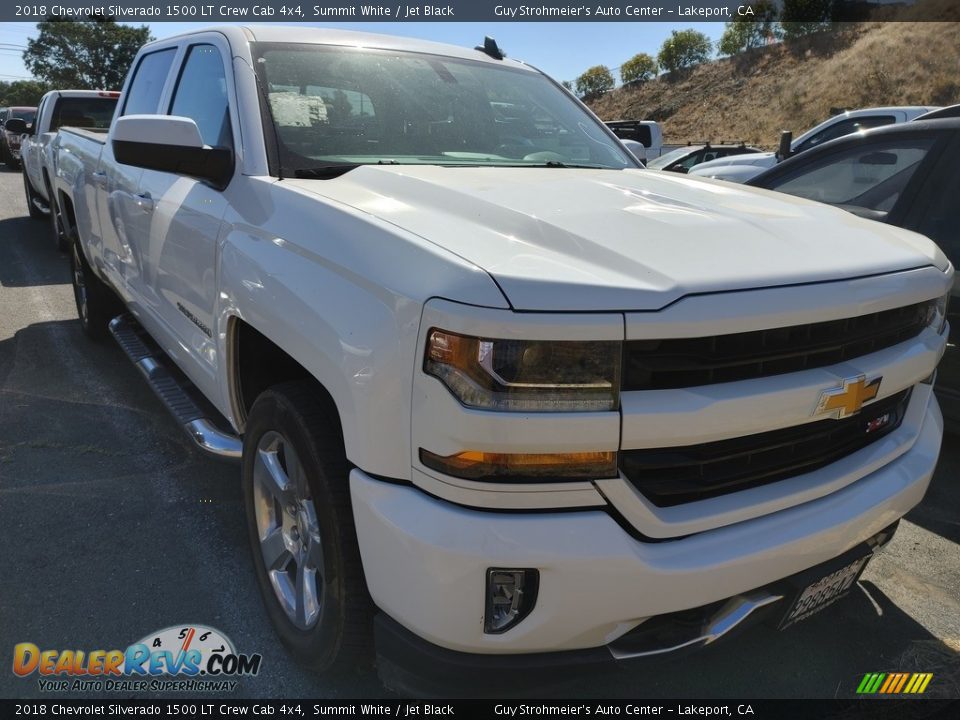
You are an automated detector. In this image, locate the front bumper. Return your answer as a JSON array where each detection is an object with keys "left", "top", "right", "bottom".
[
  {"left": 374, "top": 520, "right": 898, "bottom": 690},
  {"left": 351, "top": 397, "right": 942, "bottom": 656}
]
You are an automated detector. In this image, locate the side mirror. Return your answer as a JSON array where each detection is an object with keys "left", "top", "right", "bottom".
[
  {"left": 4, "top": 118, "right": 28, "bottom": 135},
  {"left": 775, "top": 130, "right": 793, "bottom": 162},
  {"left": 112, "top": 115, "right": 233, "bottom": 189},
  {"left": 620, "top": 139, "right": 646, "bottom": 164}
]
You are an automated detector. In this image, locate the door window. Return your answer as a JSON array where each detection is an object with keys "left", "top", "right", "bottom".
[
  {"left": 768, "top": 139, "right": 934, "bottom": 212},
  {"left": 169, "top": 44, "right": 232, "bottom": 148},
  {"left": 122, "top": 48, "right": 176, "bottom": 116}
]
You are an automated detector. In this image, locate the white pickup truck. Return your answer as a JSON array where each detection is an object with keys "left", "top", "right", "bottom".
[
  {"left": 13, "top": 89, "right": 119, "bottom": 250},
  {"left": 689, "top": 106, "right": 939, "bottom": 183},
  {"left": 51, "top": 26, "right": 951, "bottom": 686}
]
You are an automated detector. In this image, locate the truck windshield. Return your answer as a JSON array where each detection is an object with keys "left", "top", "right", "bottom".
[{"left": 252, "top": 43, "right": 633, "bottom": 173}]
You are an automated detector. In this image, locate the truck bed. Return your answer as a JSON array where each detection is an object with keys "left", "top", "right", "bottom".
[{"left": 59, "top": 126, "right": 108, "bottom": 145}]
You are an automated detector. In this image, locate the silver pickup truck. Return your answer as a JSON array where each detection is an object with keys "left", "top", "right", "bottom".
[{"left": 12, "top": 90, "right": 119, "bottom": 250}]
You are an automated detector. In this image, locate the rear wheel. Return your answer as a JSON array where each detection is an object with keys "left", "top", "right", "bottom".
[
  {"left": 23, "top": 171, "right": 45, "bottom": 219},
  {"left": 70, "top": 238, "right": 117, "bottom": 340},
  {"left": 242, "top": 382, "right": 373, "bottom": 674}
]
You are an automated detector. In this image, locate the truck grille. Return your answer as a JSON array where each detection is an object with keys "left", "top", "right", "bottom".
[
  {"left": 623, "top": 301, "right": 934, "bottom": 391},
  {"left": 619, "top": 389, "right": 911, "bottom": 507}
]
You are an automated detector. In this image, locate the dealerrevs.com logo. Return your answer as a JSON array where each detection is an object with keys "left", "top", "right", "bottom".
[{"left": 12, "top": 625, "right": 262, "bottom": 693}]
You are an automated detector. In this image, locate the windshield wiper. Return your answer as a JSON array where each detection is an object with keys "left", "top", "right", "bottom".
[
  {"left": 293, "top": 159, "right": 399, "bottom": 180},
  {"left": 534, "top": 161, "right": 608, "bottom": 169}
]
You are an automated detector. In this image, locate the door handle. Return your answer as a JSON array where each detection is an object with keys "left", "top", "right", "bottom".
[
  {"left": 134, "top": 192, "right": 154, "bottom": 213},
  {"left": 91, "top": 171, "right": 107, "bottom": 187}
]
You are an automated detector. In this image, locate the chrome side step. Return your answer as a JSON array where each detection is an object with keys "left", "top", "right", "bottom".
[
  {"left": 607, "top": 591, "right": 783, "bottom": 660},
  {"left": 108, "top": 314, "right": 242, "bottom": 461}
]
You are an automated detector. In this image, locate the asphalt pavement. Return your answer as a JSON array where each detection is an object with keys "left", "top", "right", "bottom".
[{"left": 0, "top": 167, "right": 957, "bottom": 700}]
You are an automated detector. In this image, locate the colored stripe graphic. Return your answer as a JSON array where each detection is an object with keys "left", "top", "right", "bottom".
[
  {"left": 858, "top": 672, "right": 933, "bottom": 694},
  {"left": 893, "top": 673, "right": 910, "bottom": 693}
]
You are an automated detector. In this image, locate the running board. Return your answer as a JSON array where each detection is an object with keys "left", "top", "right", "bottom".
[
  {"left": 31, "top": 197, "right": 51, "bottom": 215},
  {"left": 108, "top": 314, "right": 242, "bottom": 461}
]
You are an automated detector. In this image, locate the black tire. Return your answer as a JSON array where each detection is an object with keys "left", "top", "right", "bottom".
[
  {"left": 69, "top": 237, "right": 117, "bottom": 340},
  {"left": 242, "top": 382, "right": 373, "bottom": 674},
  {"left": 47, "top": 181, "right": 68, "bottom": 251},
  {"left": 0, "top": 143, "right": 10, "bottom": 169},
  {"left": 23, "top": 171, "right": 45, "bottom": 219}
]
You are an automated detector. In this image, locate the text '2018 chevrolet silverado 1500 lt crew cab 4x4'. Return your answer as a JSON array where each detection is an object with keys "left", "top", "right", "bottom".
[{"left": 51, "top": 26, "right": 952, "bottom": 685}]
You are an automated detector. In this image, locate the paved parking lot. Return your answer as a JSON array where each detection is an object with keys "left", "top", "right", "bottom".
[{"left": 0, "top": 168, "right": 957, "bottom": 700}]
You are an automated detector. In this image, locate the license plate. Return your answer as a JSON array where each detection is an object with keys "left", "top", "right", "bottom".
[{"left": 778, "top": 554, "right": 871, "bottom": 630}]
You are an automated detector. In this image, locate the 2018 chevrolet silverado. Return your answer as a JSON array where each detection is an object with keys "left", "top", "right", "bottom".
[
  {"left": 50, "top": 26, "right": 952, "bottom": 684},
  {"left": 13, "top": 89, "right": 120, "bottom": 249}
]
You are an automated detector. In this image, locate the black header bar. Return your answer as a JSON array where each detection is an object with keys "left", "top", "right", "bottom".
[
  {"left": 2, "top": 699, "right": 959, "bottom": 719},
  {"left": 3, "top": 1, "right": 958, "bottom": 23}
]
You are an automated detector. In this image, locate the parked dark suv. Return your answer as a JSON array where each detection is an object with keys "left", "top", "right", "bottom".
[
  {"left": 0, "top": 106, "right": 36, "bottom": 170},
  {"left": 747, "top": 118, "right": 960, "bottom": 421}
]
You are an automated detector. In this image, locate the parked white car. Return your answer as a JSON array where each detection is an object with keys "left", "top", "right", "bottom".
[
  {"left": 15, "top": 89, "right": 119, "bottom": 249},
  {"left": 689, "top": 106, "right": 939, "bottom": 182},
  {"left": 51, "top": 26, "right": 951, "bottom": 687}
]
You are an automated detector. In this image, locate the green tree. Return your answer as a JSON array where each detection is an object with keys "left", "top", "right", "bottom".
[
  {"left": 575, "top": 65, "right": 615, "bottom": 99},
  {"left": 0, "top": 80, "right": 50, "bottom": 106},
  {"left": 778, "top": 0, "right": 833, "bottom": 40},
  {"left": 23, "top": 18, "right": 152, "bottom": 90},
  {"left": 657, "top": 30, "right": 713, "bottom": 74},
  {"left": 717, "top": 1, "right": 778, "bottom": 55},
  {"left": 561, "top": 80, "right": 574, "bottom": 92},
  {"left": 620, "top": 53, "right": 658, "bottom": 85}
]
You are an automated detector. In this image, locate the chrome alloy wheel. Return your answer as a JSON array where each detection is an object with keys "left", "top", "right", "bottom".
[
  {"left": 71, "top": 243, "right": 89, "bottom": 326},
  {"left": 253, "top": 431, "right": 325, "bottom": 630}
]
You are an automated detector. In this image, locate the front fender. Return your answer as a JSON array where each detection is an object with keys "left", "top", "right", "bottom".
[{"left": 216, "top": 178, "right": 507, "bottom": 479}]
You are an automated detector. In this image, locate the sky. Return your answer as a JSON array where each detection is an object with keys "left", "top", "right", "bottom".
[{"left": 0, "top": 20, "right": 727, "bottom": 87}]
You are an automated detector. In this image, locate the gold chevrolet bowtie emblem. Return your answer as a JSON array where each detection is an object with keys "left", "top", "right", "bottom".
[{"left": 816, "top": 375, "right": 882, "bottom": 419}]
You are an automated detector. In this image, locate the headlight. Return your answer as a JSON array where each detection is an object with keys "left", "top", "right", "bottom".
[{"left": 424, "top": 329, "right": 621, "bottom": 412}]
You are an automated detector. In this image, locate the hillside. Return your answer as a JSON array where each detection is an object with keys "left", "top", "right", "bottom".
[{"left": 588, "top": 18, "right": 960, "bottom": 149}]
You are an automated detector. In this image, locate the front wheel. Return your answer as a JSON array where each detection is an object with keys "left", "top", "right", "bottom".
[{"left": 242, "top": 382, "right": 373, "bottom": 673}]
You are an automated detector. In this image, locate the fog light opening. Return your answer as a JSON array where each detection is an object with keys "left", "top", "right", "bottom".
[{"left": 484, "top": 568, "right": 539, "bottom": 634}]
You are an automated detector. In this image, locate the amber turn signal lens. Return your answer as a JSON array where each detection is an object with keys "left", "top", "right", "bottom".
[{"left": 420, "top": 448, "right": 618, "bottom": 482}]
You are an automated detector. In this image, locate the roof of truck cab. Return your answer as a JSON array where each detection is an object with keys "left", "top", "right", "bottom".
[
  {"left": 149, "top": 24, "right": 538, "bottom": 72},
  {"left": 44, "top": 90, "right": 120, "bottom": 97}
]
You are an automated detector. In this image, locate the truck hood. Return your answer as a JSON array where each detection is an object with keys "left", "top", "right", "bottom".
[{"left": 285, "top": 166, "right": 945, "bottom": 311}]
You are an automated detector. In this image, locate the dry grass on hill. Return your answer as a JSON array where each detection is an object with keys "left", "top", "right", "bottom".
[{"left": 588, "top": 13, "right": 960, "bottom": 149}]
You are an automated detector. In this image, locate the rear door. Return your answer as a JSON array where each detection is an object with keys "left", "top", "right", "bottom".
[
  {"left": 97, "top": 46, "right": 179, "bottom": 292},
  {"left": 24, "top": 94, "right": 49, "bottom": 194},
  {"left": 130, "top": 36, "right": 236, "bottom": 401}
]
